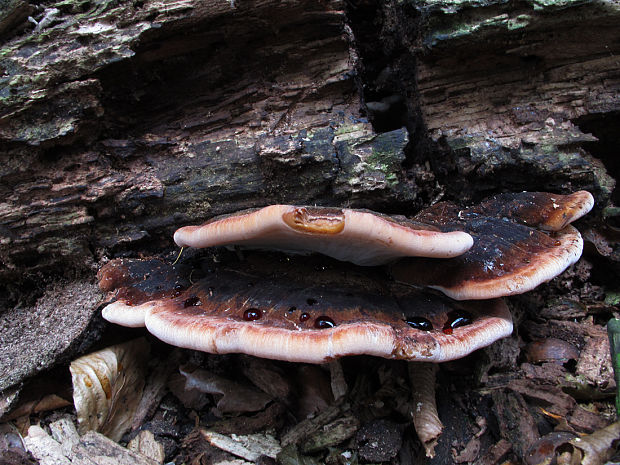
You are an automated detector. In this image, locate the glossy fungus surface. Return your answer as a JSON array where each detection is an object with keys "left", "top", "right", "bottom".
[
  {"left": 99, "top": 258, "right": 512, "bottom": 363},
  {"left": 391, "top": 191, "right": 593, "bottom": 300}
]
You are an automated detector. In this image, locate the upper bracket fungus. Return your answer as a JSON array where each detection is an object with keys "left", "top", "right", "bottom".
[
  {"left": 391, "top": 191, "right": 594, "bottom": 300},
  {"left": 173, "top": 205, "right": 474, "bottom": 266}
]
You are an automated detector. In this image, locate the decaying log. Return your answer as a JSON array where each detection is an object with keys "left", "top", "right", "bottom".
[{"left": 0, "top": 0, "right": 416, "bottom": 289}]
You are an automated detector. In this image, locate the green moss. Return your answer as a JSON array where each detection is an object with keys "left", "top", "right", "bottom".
[
  {"left": 604, "top": 292, "right": 620, "bottom": 306},
  {"left": 428, "top": 13, "right": 536, "bottom": 44},
  {"left": 602, "top": 206, "right": 620, "bottom": 219},
  {"left": 507, "top": 14, "right": 531, "bottom": 29},
  {"left": 35, "top": 236, "right": 87, "bottom": 256},
  {"left": 334, "top": 123, "right": 368, "bottom": 137},
  {"left": 365, "top": 149, "right": 402, "bottom": 187},
  {"left": 527, "top": 0, "right": 588, "bottom": 10}
]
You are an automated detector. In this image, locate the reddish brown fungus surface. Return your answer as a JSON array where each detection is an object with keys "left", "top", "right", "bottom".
[
  {"left": 97, "top": 259, "right": 191, "bottom": 305},
  {"left": 99, "top": 257, "right": 512, "bottom": 363},
  {"left": 465, "top": 191, "right": 594, "bottom": 231},
  {"left": 391, "top": 191, "right": 592, "bottom": 300}
]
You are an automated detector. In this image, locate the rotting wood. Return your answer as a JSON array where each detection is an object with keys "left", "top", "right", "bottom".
[
  {"left": 72, "top": 431, "right": 160, "bottom": 465},
  {"left": 23, "top": 425, "right": 71, "bottom": 465}
]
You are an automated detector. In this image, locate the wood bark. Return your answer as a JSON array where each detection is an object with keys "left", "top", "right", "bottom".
[{"left": 0, "top": 0, "right": 618, "bottom": 287}]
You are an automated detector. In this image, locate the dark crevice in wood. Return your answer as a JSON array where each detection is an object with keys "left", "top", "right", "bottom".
[
  {"left": 575, "top": 111, "right": 620, "bottom": 203},
  {"left": 95, "top": 5, "right": 353, "bottom": 141}
]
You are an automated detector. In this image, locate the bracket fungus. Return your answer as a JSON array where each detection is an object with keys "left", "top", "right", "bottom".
[
  {"left": 391, "top": 191, "right": 594, "bottom": 300},
  {"left": 98, "top": 189, "right": 594, "bottom": 365},
  {"left": 98, "top": 190, "right": 593, "bottom": 458},
  {"left": 173, "top": 205, "right": 474, "bottom": 266},
  {"left": 99, "top": 258, "right": 513, "bottom": 363}
]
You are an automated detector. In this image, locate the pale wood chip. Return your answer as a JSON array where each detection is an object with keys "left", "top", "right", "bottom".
[
  {"left": 72, "top": 431, "right": 159, "bottom": 465},
  {"left": 127, "top": 430, "right": 165, "bottom": 464},
  {"left": 23, "top": 425, "right": 71, "bottom": 465},
  {"left": 200, "top": 430, "right": 281, "bottom": 461},
  {"left": 48, "top": 416, "right": 80, "bottom": 458}
]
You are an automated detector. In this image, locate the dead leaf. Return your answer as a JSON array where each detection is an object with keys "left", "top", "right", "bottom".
[
  {"left": 70, "top": 338, "right": 149, "bottom": 441},
  {"left": 178, "top": 365, "right": 271, "bottom": 415},
  {"left": 567, "top": 421, "right": 620, "bottom": 465}
]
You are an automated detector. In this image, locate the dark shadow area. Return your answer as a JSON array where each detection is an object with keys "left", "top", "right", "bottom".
[{"left": 576, "top": 111, "right": 620, "bottom": 203}]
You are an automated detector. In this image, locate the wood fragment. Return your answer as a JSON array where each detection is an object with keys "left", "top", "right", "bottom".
[
  {"left": 23, "top": 425, "right": 71, "bottom": 465},
  {"left": 48, "top": 416, "right": 80, "bottom": 458},
  {"left": 127, "top": 430, "right": 165, "bottom": 464},
  {"left": 280, "top": 404, "right": 342, "bottom": 447},
  {"left": 200, "top": 430, "right": 281, "bottom": 462},
  {"left": 473, "top": 439, "right": 512, "bottom": 465},
  {"left": 300, "top": 415, "right": 359, "bottom": 454},
  {"left": 132, "top": 350, "right": 182, "bottom": 430},
  {"left": 576, "top": 334, "right": 616, "bottom": 391},
  {"left": 408, "top": 362, "right": 442, "bottom": 458},
  {"left": 72, "top": 431, "right": 160, "bottom": 465},
  {"left": 508, "top": 379, "right": 576, "bottom": 417},
  {"left": 453, "top": 436, "right": 481, "bottom": 463},
  {"left": 329, "top": 360, "right": 348, "bottom": 401},
  {"left": 568, "top": 405, "right": 611, "bottom": 433},
  {"left": 490, "top": 390, "right": 539, "bottom": 460}
]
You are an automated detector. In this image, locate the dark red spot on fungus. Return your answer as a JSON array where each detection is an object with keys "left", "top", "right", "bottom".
[
  {"left": 314, "top": 316, "right": 335, "bottom": 329},
  {"left": 405, "top": 317, "right": 433, "bottom": 331},
  {"left": 183, "top": 296, "right": 202, "bottom": 308},
  {"left": 243, "top": 308, "right": 262, "bottom": 321},
  {"left": 173, "top": 284, "right": 185, "bottom": 297},
  {"left": 442, "top": 310, "right": 472, "bottom": 334},
  {"left": 99, "top": 259, "right": 515, "bottom": 363}
]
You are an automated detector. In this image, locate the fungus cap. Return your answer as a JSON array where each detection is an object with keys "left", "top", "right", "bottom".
[
  {"left": 392, "top": 224, "right": 584, "bottom": 300},
  {"left": 466, "top": 190, "right": 594, "bottom": 231},
  {"left": 392, "top": 191, "right": 593, "bottom": 300},
  {"left": 99, "top": 259, "right": 512, "bottom": 364},
  {"left": 173, "top": 205, "right": 474, "bottom": 266}
]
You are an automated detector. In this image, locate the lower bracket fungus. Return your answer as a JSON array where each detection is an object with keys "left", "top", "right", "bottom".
[
  {"left": 97, "top": 190, "right": 593, "bottom": 457},
  {"left": 99, "top": 257, "right": 513, "bottom": 364}
]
